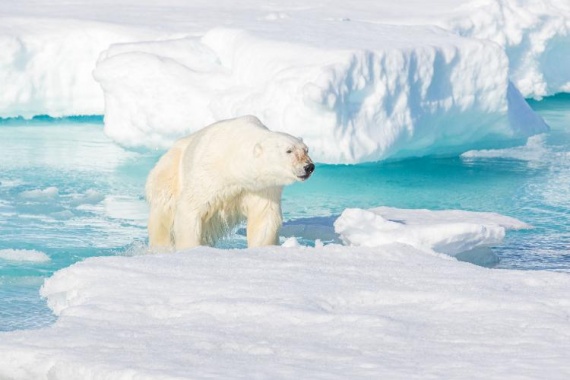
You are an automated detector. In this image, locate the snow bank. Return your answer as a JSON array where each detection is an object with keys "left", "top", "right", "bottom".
[
  {"left": 0, "top": 249, "right": 50, "bottom": 263},
  {"left": 334, "top": 206, "right": 530, "bottom": 257},
  {"left": 0, "top": 244, "right": 569, "bottom": 379},
  {"left": 3, "top": 0, "right": 569, "bottom": 162}
]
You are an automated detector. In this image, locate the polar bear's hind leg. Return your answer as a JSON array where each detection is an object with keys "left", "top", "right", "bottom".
[
  {"left": 148, "top": 204, "right": 174, "bottom": 248},
  {"left": 146, "top": 143, "right": 185, "bottom": 249}
]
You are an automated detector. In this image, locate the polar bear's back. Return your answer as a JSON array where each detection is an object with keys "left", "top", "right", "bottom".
[
  {"left": 178, "top": 116, "right": 271, "bottom": 184},
  {"left": 145, "top": 115, "right": 269, "bottom": 212},
  {"left": 185, "top": 115, "right": 269, "bottom": 153}
]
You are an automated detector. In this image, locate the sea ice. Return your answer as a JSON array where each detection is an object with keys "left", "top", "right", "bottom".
[{"left": 0, "top": 243, "right": 568, "bottom": 379}]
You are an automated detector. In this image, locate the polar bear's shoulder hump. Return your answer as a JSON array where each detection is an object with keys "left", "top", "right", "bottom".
[{"left": 212, "top": 115, "right": 268, "bottom": 132}]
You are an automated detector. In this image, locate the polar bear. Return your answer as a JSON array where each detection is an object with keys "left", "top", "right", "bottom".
[{"left": 145, "top": 115, "right": 314, "bottom": 250}]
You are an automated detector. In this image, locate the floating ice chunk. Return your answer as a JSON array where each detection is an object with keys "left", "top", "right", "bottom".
[
  {"left": 70, "top": 189, "right": 105, "bottom": 207},
  {"left": 102, "top": 195, "right": 148, "bottom": 223},
  {"left": 19, "top": 187, "right": 59, "bottom": 201},
  {"left": 461, "top": 133, "right": 549, "bottom": 161},
  {"left": 281, "top": 236, "right": 302, "bottom": 247},
  {"left": 0, "top": 249, "right": 50, "bottom": 263},
  {"left": 334, "top": 206, "right": 530, "bottom": 257}
]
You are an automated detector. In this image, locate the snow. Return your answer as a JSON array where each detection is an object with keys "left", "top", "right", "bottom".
[
  {"left": 3, "top": 0, "right": 569, "bottom": 162},
  {"left": 1, "top": 242, "right": 569, "bottom": 379},
  {"left": 2, "top": 207, "right": 568, "bottom": 378},
  {"left": 0, "top": 249, "right": 50, "bottom": 263}
]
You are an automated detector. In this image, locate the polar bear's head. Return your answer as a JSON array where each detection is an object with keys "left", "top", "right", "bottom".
[{"left": 253, "top": 132, "right": 314, "bottom": 187}]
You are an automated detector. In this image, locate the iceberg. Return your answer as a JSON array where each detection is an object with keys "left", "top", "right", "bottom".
[
  {"left": 0, "top": 18, "right": 172, "bottom": 118},
  {"left": 3, "top": 0, "right": 569, "bottom": 162},
  {"left": 93, "top": 26, "right": 547, "bottom": 163}
]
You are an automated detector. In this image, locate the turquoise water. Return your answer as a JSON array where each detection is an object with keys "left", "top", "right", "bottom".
[{"left": 1, "top": 96, "right": 569, "bottom": 331}]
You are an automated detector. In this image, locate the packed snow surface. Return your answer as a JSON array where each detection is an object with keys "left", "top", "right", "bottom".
[
  {"left": 1, "top": 244, "right": 569, "bottom": 379},
  {"left": 3, "top": 0, "right": 568, "bottom": 162},
  {"left": 1, "top": 207, "right": 567, "bottom": 379}
]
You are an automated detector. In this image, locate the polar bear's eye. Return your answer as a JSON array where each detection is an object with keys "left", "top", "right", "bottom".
[{"left": 286, "top": 149, "right": 293, "bottom": 154}]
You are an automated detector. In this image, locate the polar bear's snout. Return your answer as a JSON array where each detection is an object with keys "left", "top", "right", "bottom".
[
  {"left": 304, "top": 163, "right": 315, "bottom": 176},
  {"left": 298, "top": 162, "right": 315, "bottom": 181}
]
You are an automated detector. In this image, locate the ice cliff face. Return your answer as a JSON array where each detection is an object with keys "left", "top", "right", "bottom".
[
  {"left": 2, "top": 0, "right": 568, "bottom": 162},
  {"left": 93, "top": 24, "right": 547, "bottom": 162}
]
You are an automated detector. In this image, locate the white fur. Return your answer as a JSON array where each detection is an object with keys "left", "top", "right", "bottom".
[{"left": 145, "top": 115, "right": 313, "bottom": 250}]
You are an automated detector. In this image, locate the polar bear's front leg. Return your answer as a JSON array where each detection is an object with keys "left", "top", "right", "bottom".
[
  {"left": 243, "top": 187, "right": 284, "bottom": 247},
  {"left": 173, "top": 199, "right": 203, "bottom": 250}
]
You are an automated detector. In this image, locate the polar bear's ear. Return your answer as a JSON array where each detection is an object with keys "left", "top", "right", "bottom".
[
  {"left": 254, "top": 143, "right": 263, "bottom": 157},
  {"left": 297, "top": 137, "right": 304, "bottom": 142}
]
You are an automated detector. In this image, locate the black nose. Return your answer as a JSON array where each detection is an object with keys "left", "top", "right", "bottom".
[{"left": 304, "top": 163, "right": 315, "bottom": 174}]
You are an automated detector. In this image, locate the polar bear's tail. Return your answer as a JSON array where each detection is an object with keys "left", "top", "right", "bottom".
[{"left": 145, "top": 143, "right": 185, "bottom": 249}]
